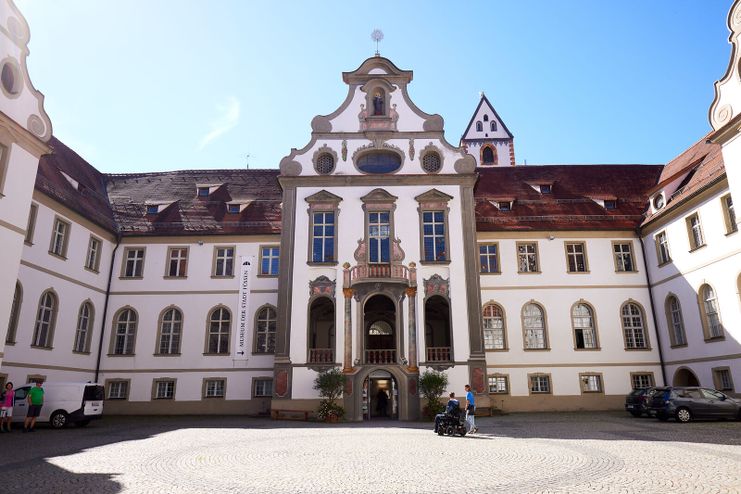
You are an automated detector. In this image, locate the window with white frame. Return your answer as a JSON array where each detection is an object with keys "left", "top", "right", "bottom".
[
  {"left": 580, "top": 374, "right": 602, "bottom": 393},
  {"left": 112, "top": 309, "right": 137, "bottom": 355},
  {"left": 255, "top": 306, "right": 277, "bottom": 353},
  {"left": 700, "top": 284, "right": 724, "bottom": 339},
  {"left": 529, "top": 375, "right": 550, "bottom": 393},
  {"left": 158, "top": 308, "right": 182, "bottom": 354},
  {"left": 213, "top": 247, "right": 235, "bottom": 277},
  {"left": 622, "top": 303, "right": 648, "bottom": 349},
  {"left": 207, "top": 307, "right": 231, "bottom": 354},
  {"left": 523, "top": 303, "right": 547, "bottom": 349},
  {"left": 572, "top": 303, "right": 597, "bottom": 349},
  {"left": 166, "top": 247, "right": 188, "bottom": 277},
  {"left": 488, "top": 375, "right": 508, "bottom": 394},
  {"left": 107, "top": 381, "right": 128, "bottom": 400},
  {"left": 122, "top": 248, "right": 145, "bottom": 278},
  {"left": 565, "top": 242, "right": 588, "bottom": 272},
  {"left": 665, "top": 295, "right": 687, "bottom": 347},
  {"left": 260, "top": 246, "right": 280, "bottom": 275},
  {"left": 32, "top": 291, "right": 57, "bottom": 348},
  {"left": 368, "top": 212, "right": 390, "bottom": 263},
  {"left": 154, "top": 380, "right": 175, "bottom": 399},
  {"left": 50, "top": 217, "right": 70, "bottom": 257},
  {"left": 422, "top": 211, "right": 447, "bottom": 262},
  {"left": 613, "top": 242, "right": 635, "bottom": 272},
  {"left": 85, "top": 236, "right": 102, "bottom": 272},
  {"left": 479, "top": 244, "right": 499, "bottom": 273},
  {"left": 517, "top": 242, "right": 538, "bottom": 273},
  {"left": 311, "top": 212, "right": 336, "bottom": 263},
  {"left": 631, "top": 373, "right": 654, "bottom": 390},
  {"left": 685, "top": 213, "right": 705, "bottom": 250},
  {"left": 73, "top": 302, "right": 93, "bottom": 353},
  {"left": 205, "top": 379, "right": 226, "bottom": 398},
  {"left": 254, "top": 379, "right": 273, "bottom": 397},
  {"left": 483, "top": 303, "right": 506, "bottom": 350},
  {"left": 655, "top": 231, "right": 671, "bottom": 265},
  {"left": 722, "top": 194, "right": 737, "bottom": 234}
]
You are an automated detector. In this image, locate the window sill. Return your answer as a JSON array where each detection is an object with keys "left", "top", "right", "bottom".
[
  {"left": 528, "top": 391, "right": 552, "bottom": 395},
  {"left": 574, "top": 347, "right": 601, "bottom": 351},
  {"left": 580, "top": 391, "right": 604, "bottom": 395},
  {"left": 257, "top": 274, "right": 279, "bottom": 278},
  {"left": 484, "top": 348, "right": 509, "bottom": 352},
  {"left": 614, "top": 270, "right": 638, "bottom": 274},
  {"left": 119, "top": 276, "right": 144, "bottom": 280},
  {"left": 488, "top": 392, "right": 509, "bottom": 395},
  {"left": 202, "top": 352, "right": 231, "bottom": 356},
  {"left": 517, "top": 271, "right": 542, "bottom": 275},
  {"left": 47, "top": 251, "right": 67, "bottom": 260},
  {"left": 703, "top": 336, "right": 726, "bottom": 343},
  {"left": 669, "top": 343, "right": 688, "bottom": 349},
  {"left": 203, "top": 395, "right": 225, "bottom": 399},
  {"left": 419, "top": 260, "right": 451, "bottom": 266},
  {"left": 480, "top": 271, "right": 502, "bottom": 275},
  {"left": 107, "top": 353, "right": 136, "bottom": 357},
  {"left": 163, "top": 276, "right": 188, "bottom": 280},
  {"left": 688, "top": 244, "right": 706, "bottom": 253},
  {"left": 24, "top": 241, "right": 33, "bottom": 247},
  {"left": 4, "top": 341, "right": 15, "bottom": 346},
  {"left": 153, "top": 397, "right": 174, "bottom": 400},
  {"left": 84, "top": 267, "right": 100, "bottom": 275},
  {"left": 72, "top": 350, "right": 91, "bottom": 355},
  {"left": 624, "top": 347, "right": 652, "bottom": 351},
  {"left": 106, "top": 397, "right": 128, "bottom": 401},
  {"left": 253, "top": 352, "right": 276, "bottom": 356},
  {"left": 211, "top": 275, "right": 236, "bottom": 279},
  {"left": 523, "top": 348, "right": 550, "bottom": 351},
  {"left": 30, "top": 345, "right": 54, "bottom": 351},
  {"left": 566, "top": 270, "right": 590, "bottom": 274},
  {"left": 307, "top": 261, "right": 338, "bottom": 267},
  {"left": 657, "top": 260, "right": 672, "bottom": 267},
  {"left": 725, "top": 229, "right": 738, "bottom": 237},
  {"left": 154, "top": 353, "right": 182, "bottom": 357}
]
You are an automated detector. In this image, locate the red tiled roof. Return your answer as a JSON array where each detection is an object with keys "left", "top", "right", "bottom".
[
  {"left": 474, "top": 165, "right": 663, "bottom": 231},
  {"left": 642, "top": 137, "right": 725, "bottom": 227}
]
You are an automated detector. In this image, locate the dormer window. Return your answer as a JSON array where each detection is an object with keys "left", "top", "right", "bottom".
[
  {"left": 483, "top": 115, "right": 489, "bottom": 122},
  {"left": 476, "top": 121, "right": 483, "bottom": 132},
  {"left": 227, "top": 204, "right": 241, "bottom": 214},
  {"left": 604, "top": 200, "right": 617, "bottom": 210},
  {"left": 498, "top": 201, "right": 512, "bottom": 211},
  {"left": 197, "top": 187, "right": 210, "bottom": 197},
  {"left": 539, "top": 184, "right": 552, "bottom": 194},
  {"left": 653, "top": 194, "right": 665, "bottom": 210},
  {"left": 146, "top": 205, "right": 160, "bottom": 215},
  {"left": 490, "top": 121, "right": 497, "bottom": 132}
]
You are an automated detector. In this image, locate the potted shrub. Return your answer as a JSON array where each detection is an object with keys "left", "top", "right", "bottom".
[
  {"left": 314, "top": 367, "right": 346, "bottom": 422},
  {"left": 419, "top": 370, "right": 448, "bottom": 420}
]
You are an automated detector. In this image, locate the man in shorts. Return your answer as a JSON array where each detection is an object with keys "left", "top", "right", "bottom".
[
  {"left": 24, "top": 381, "right": 44, "bottom": 432},
  {"left": 465, "top": 384, "right": 478, "bottom": 434}
]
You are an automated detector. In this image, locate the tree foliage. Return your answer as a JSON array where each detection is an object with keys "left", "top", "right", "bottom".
[
  {"left": 418, "top": 370, "right": 449, "bottom": 420},
  {"left": 313, "top": 367, "right": 346, "bottom": 421}
]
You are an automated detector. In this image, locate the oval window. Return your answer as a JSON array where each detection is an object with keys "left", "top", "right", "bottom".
[{"left": 356, "top": 151, "right": 402, "bottom": 174}]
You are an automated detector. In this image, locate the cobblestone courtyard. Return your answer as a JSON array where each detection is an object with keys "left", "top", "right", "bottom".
[{"left": 0, "top": 412, "right": 739, "bottom": 493}]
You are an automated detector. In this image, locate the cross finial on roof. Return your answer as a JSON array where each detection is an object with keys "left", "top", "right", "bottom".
[
  {"left": 479, "top": 90, "right": 485, "bottom": 99},
  {"left": 371, "top": 29, "right": 384, "bottom": 56}
]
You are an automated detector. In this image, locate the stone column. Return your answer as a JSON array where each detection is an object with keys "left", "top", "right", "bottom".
[
  {"left": 342, "top": 263, "right": 354, "bottom": 373},
  {"left": 406, "top": 262, "right": 418, "bottom": 372}
]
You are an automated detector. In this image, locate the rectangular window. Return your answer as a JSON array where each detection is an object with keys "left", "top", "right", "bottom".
[
  {"left": 565, "top": 242, "right": 588, "bottom": 272},
  {"left": 655, "top": 231, "right": 671, "bottom": 265},
  {"left": 227, "top": 204, "right": 241, "bottom": 214},
  {"left": 213, "top": 246, "right": 235, "bottom": 277},
  {"left": 713, "top": 368, "right": 733, "bottom": 391},
  {"left": 368, "top": 211, "right": 390, "bottom": 263},
  {"left": 604, "top": 200, "right": 617, "bottom": 210},
  {"left": 721, "top": 194, "right": 737, "bottom": 234},
  {"left": 197, "top": 186, "right": 210, "bottom": 197},
  {"left": 631, "top": 373, "right": 654, "bottom": 390},
  {"left": 25, "top": 203, "right": 38, "bottom": 244},
  {"left": 479, "top": 243, "right": 499, "bottom": 273},
  {"left": 311, "top": 211, "right": 336, "bottom": 263},
  {"left": 516, "top": 242, "right": 539, "bottom": 273},
  {"left": 685, "top": 213, "right": 705, "bottom": 250},
  {"left": 166, "top": 247, "right": 188, "bottom": 277},
  {"left": 613, "top": 242, "right": 635, "bottom": 272},
  {"left": 254, "top": 379, "right": 273, "bottom": 397},
  {"left": 85, "top": 236, "right": 102, "bottom": 272},
  {"left": 580, "top": 374, "right": 603, "bottom": 393},
  {"left": 422, "top": 210, "right": 447, "bottom": 262},
  {"left": 205, "top": 379, "right": 226, "bottom": 398},
  {"left": 154, "top": 380, "right": 175, "bottom": 400},
  {"left": 488, "top": 375, "right": 508, "bottom": 394},
  {"left": 529, "top": 375, "right": 551, "bottom": 393},
  {"left": 49, "top": 217, "right": 70, "bottom": 258},
  {"left": 122, "top": 248, "right": 145, "bottom": 278},
  {"left": 259, "top": 246, "right": 280, "bottom": 276},
  {"left": 107, "top": 381, "right": 129, "bottom": 400},
  {"left": 146, "top": 204, "right": 159, "bottom": 215}
]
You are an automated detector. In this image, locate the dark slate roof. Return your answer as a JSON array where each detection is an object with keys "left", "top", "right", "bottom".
[
  {"left": 642, "top": 136, "right": 725, "bottom": 227},
  {"left": 474, "top": 165, "right": 664, "bottom": 231},
  {"left": 36, "top": 137, "right": 117, "bottom": 232},
  {"left": 106, "top": 169, "right": 282, "bottom": 235}
]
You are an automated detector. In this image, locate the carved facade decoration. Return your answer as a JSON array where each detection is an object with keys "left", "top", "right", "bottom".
[
  {"left": 408, "top": 138, "right": 415, "bottom": 161},
  {"left": 341, "top": 139, "right": 347, "bottom": 161},
  {"left": 424, "top": 274, "right": 449, "bottom": 299},
  {"left": 309, "top": 275, "right": 336, "bottom": 298},
  {"left": 709, "top": 0, "right": 741, "bottom": 130}
]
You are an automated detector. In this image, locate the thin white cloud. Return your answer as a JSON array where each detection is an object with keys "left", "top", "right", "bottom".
[{"left": 198, "top": 96, "right": 240, "bottom": 150}]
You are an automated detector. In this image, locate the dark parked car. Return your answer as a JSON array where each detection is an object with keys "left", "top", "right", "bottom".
[
  {"left": 625, "top": 388, "right": 655, "bottom": 417},
  {"left": 649, "top": 386, "right": 741, "bottom": 423}
]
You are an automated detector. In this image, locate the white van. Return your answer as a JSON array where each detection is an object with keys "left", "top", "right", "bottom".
[{"left": 11, "top": 382, "right": 104, "bottom": 428}]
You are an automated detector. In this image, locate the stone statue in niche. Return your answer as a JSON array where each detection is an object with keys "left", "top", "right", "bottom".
[
  {"left": 358, "top": 104, "right": 368, "bottom": 131},
  {"left": 373, "top": 92, "right": 385, "bottom": 116},
  {"left": 341, "top": 140, "right": 348, "bottom": 161},
  {"left": 409, "top": 139, "right": 415, "bottom": 160}
]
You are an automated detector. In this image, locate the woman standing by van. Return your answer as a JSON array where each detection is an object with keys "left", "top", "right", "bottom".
[{"left": 0, "top": 382, "right": 15, "bottom": 432}]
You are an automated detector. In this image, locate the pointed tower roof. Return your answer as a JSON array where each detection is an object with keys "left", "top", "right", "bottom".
[{"left": 460, "top": 93, "right": 513, "bottom": 142}]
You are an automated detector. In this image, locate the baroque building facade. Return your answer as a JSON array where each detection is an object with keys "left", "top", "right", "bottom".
[{"left": 0, "top": 0, "right": 739, "bottom": 420}]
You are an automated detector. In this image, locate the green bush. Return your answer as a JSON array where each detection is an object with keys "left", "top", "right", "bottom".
[
  {"left": 419, "top": 370, "right": 448, "bottom": 420},
  {"left": 314, "top": 367, "right": 346, "bottom": 421}
]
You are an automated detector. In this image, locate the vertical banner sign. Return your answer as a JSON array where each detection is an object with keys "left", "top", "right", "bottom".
[{"left": 234, "top": 255, "right": 254, "bottom": 360}]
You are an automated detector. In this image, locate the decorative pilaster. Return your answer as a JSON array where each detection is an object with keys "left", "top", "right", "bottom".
[
  {"left": 406, "top": 262, "right": 418, "bottom": 372},
  {"left": 342, "top": 263, "right": 354, "bottom": 373}
]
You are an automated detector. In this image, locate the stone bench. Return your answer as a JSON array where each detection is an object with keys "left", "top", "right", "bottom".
[{"left": 271, "top": 409, "right": 311, "bottom": 421}]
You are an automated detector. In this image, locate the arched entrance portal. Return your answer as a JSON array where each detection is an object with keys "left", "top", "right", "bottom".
[
  {"left": 363, "top": 370, "right": 398, "bottom": 420},
  {"left": 364, "top": 294, "right": 397, "bottom": 364},
  {"left": 673, "top": 367, "right": 700, "bottom": 386}
]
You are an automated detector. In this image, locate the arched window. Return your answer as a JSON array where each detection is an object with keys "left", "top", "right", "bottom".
[
  {"left": 6, "top": 281, "right": 21, "bottom": 344},
  {"left": 482, "top": 146, "right": 496, "bottom": 165},
  {"left": 483, "top": 303, "right": 506, "bottom": 350},
  {"left": 621, "top": 302, "right": 648, "bottom": 349},
  {"left": 522, "top": 303, "right": 547, "bottom": 349},
  {"left": 112, "top": 308, "right": 137, "bottom": 355},
  {"left": 207, "top": 307, "right": 231, "bottom": 354},
  {"left": 158, "top": 307, "right": 183, "bottom": 354},
  {"left": 32, "top": 291, "right": 57, "bottom": 348},
  {"left": 664, "top": 295, "right": 686, "bottom": 347},
  {"left": 572, "top": 303, "right": 597, "bottom": 349},
  {"left": 475, "top": 121, "right": 483, "bottom": 132},
  {"left": 73, "top": 302, "right": 94, "bottom": 353},
  {"left": 255, "top": 306, "right": 277, "bottom": 353},
  {"left": 490, "top": 121, "right": 497, "bottom": 131},
  {"left": 483, "top": 114, "right": 489, "bottom": 122},
  {"left": 699, "top": 285, "right": 723, "bottom": 339}
]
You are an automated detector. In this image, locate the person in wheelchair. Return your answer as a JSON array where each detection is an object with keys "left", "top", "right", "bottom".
[{"left": 434, "top": 392, "right": 460, "bottom": 433}]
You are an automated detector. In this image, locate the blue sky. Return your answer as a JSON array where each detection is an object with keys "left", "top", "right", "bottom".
[{"left": 16, "top": 1, "right": 732, "bottom": 172}]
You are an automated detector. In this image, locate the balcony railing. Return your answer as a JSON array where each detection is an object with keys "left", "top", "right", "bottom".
[
  {"left": 426, "top": 346, "right": 451, "bottom": 362},
  {"left": 349, "top": 264, "right": 409, "bottom": 285},
  {"left": 365, "top": 349, "right": 397, "bottom": 364},
  {"left": 308, "top": 348, "right": 334, "bottom": 364}
]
